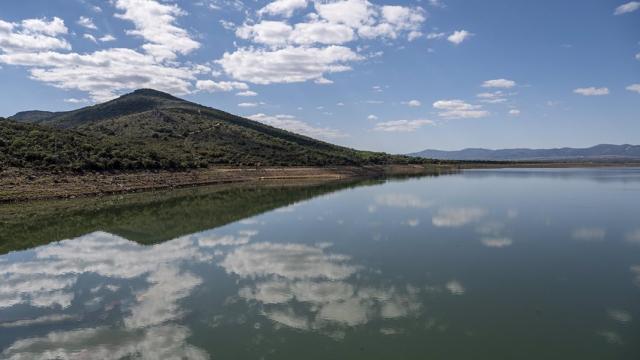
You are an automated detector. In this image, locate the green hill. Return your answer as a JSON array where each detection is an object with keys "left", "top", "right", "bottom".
[{"left": 2, "top": 89, "right": 427, "bottom": 171}]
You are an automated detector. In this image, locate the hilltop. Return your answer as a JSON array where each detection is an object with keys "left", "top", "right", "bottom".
[
  {"left": 410, "top": 145, "right": 640, "bottom": 162},
  {"left": 2, "top": 89, "right": 425, "bottom": 171},
  {"left": 0, "top": 90, "right": 447, "bottom": 202}
]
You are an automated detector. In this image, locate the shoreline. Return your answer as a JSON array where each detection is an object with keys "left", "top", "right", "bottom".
[
  {"left": 2, "top": 162, "right": 639, "bottom": 203},
  {"left": 0, "top": 164, "right": 453, "bottom": 203}
]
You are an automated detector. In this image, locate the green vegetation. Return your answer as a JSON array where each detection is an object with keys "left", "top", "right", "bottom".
[{"left": 2, "top": 89, "right": 428, "bottom": 171}]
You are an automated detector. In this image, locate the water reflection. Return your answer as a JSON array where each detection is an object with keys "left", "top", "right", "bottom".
[
  {"left": 1, "top": 225, "right": 436, "bottom": 356},
  {"left": 2, "top": 168, "right": 640, "bottom": 359},
  {"left": 0, "top": 231, "right": 212, "bottom": 359},
  {"left": 223, "top": 242, "right": 424, "bottom": 335}
]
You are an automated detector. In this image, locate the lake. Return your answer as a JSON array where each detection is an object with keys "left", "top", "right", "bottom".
[{"left": 1, "top": 168, "right": 639, "bottom": 359}]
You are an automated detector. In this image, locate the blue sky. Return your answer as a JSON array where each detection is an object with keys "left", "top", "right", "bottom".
[{"left": 0, "top": 0, "right": 638, "bottom": 153}]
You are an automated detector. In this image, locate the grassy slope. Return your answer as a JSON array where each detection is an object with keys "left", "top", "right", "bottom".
[{"left": 2, "top": 89, "right": 427, "bottom": 171}]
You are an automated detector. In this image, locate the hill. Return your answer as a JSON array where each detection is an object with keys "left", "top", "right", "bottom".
[
  {"left": 409, "top": 145, "right": 640, "bottom": 162},
  {"left": 2, "top": 89, "right": 426, "bottom": 171}
]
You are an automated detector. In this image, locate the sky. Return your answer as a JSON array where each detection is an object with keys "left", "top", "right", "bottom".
[{"left": 0, "top": 0, "right": 638, "bottom": 153}]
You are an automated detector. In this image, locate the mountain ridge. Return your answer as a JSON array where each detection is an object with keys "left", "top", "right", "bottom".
[
  {"left": 1, "top": 89, "right": 426, "bottom": 171},
  {"left": 410, "top": 144, "right": 640, "bottom": 161}
]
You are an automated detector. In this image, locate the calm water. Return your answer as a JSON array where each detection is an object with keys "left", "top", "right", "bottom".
[{"left": 1, "top": 168, "right": 639, "bottom": 359}]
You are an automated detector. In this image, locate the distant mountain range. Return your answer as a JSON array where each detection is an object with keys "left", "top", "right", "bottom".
[
  {"left": 409, "top": 145, "right": 640, "bottom": 162},
  {"left": 1, "top": 89, "right": 422, "bottom": 171}
]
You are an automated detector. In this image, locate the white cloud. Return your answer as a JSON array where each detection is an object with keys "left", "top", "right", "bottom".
[
  {"left": 482, "top": 78, "right": 516, "bottom": 88},
  {"left": 238, "top": 102, "right": 259, "bottom": 107},
  {"left": 314, "top": 0, "right": 425, "bottom": 41},
  {"left": 432, "top": 207, "right": 487, "bottom": 227},
  {"left": 636, "top": 52, "right": 640, "bottom": 61},
  {"left": 427, "top": 32, "right": 445, "bottom": 40},
  {"left": 248, "top": 113, "right": 346, "bottom": 139},
  {"left": 236, "top": 90, "right": 258, "bottom": 96},
  {"left": 614, "top": 1, "right": 640, "bottom": 15},
  {"left": 290, "top": 21, "right": 355, "bottom": 45},
  {"left": 476, "top": 91, "right": 508, "bottom": 104},
  {"left": 402, "top": 99, "right": 421, "bottom": 107},
  {"left": 218, "top": 45, "right": 362, "bottom": 84},
  {"left": 99, "top": 34, "right": 116, "bottom": 42},
  {"left": 258, "top": 0, "right": 308, "bottom": 18},
  {"left": 367, "top": 114, "right": 378, "bottom": 120},
  {"left": 428, "top": 0, "right": 446, "bottom": 8},
  {"left": 20, "top": 17, "right": 68, "bottom": 36},
  {"left": 236, "top": 21, "right": 292, "bottom": 46},
  {"left": 433, "top": 99, "right": 489, "bottom": 119},
  {"left": 83, "top": 34, "right": 97, "bottom": 43},
  {"left": 0, "top": 48, "right": 207, "bottom": 102},
  {"left": 0, "top": 18, "right": 70, "bottom": 53},
  {"left": 573, "top": 87, "right": 609, "bottom": 96},
  {"left": 447, "top": 30, "right": 472, "bottom": 45},
  {"left": 373, "top": 119, "right": 434, "bottom": 132},
  {"left": 64, "top": 98, "right": 90, "bottom": 104},
  {"left": 314, "top": 0, "right": 376, "bottom": 28},
  {"left": 195, "top": 79, "right": 248, "bottom": 92},
  {"left": 114, "top": 0, "right": 200, "bottom": 61},
  {"left": 237, "top": 20, "right": 355, "bottom": 47},
  {"left": 314, "top": 77, "right": 334, "bottom": 84},
  {"left": 508, "top": 109, "right": 520, "bottom": 116},
  {"left": 626, "top": 83, "right": 640, "bottom": 93},
  {"left": 77, "top": 16, "right": 97, "bottom": 30}
]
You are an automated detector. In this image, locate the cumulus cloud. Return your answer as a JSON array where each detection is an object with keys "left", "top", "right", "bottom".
[
  {"left": 195, "top": 79, "right": 248, "bottom": 92},
  {"left": 367, "top": 114, "right": 378, "bottom": 120},
  {"left": 0, "top": 1, "right": 211, "bottom": 101},
  {"left": 248, "top": 113, "right": 346, "bottom": 139},
  {"left": 573, "top": 87, "right": 609, "bottom": 96},
  {"left": 427, "top": 32, "right": 445, "bottom": 40},
  {"left": 0, "top": 48, "right": 206, "bottom": 102},
  {"left": 221, "top": 0, "right": 426, "bottom": 85},
  {"left": 433, "top": 99, "right": 489, "bottom": 119},
  {"left": 0, "top": 17, "right": 70, "bottom": 53},
  {"left": 402, "top": 99, "right": 421, "bottom": 107},
  {"left": 508, "top": 109, "right": 520, "bottom": 116},
  {"left": 99, "top": 34, "right": 116, "bottom": 42},
  {"left": 258, "top": 0, "right": 309, "bottom": 18},
  {"left": 236, "top": 90, "right": 258, "bottom": 96},
  {"left": 114, "top": 0, "right": 200, "bottom": 61},
  {"left": 77, "top": 16, "right": 97, "bottom": 30},
  {"left": 218, "top": 45, "right": 362, "bottom": 84},
  {"left": 447, "top": 30, "right": 472, "bottom": 44},
  {"left": 83, "top": 34, "right": 97, "bottom": 43},
  {"left": 614, "top": 1, "right": 640, "bottom": 15},
  {"left": 373, "top": 119, "right": 434, "bottom": 132},
  {"left": 482, "top": 78, "right": 516, "bottom": 88},
  {"left": 626, "top": 84, "right": 640, "bottom": 93},
  {"left": 238, "top": 102, "right": 259, "bottom": 107},
  {"left": 64, "top": 98, "right": 90, "bottom": 104},
  {"left": 476, "top": 91, "right": 508, "bottom": 104}
]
